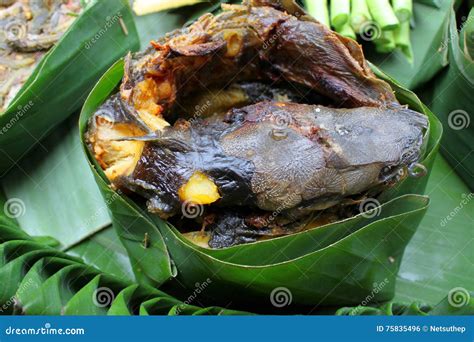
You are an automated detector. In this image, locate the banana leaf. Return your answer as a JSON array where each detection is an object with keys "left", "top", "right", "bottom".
[
  {"left": 0, "top": 115, "right": 141, "bottom": 282},
  {"left": 79, "top": 45, "right": 442, "bottom": 308},
  {"left": 66, "top": 226, "right": 135, "bottom": 282},
  {"left": 176, "top": 195, "right": 433, "bottom": 266},
  {"left": 0, "top": 0, "right": 140, "bottom": 175},
  {"left": 1, "top": 117, "right": 111, "bottom": 249},
  {"left": 421, "top": 8, "right": 474, "bottom": 190},
  {"left": 394, "top": 155, "right": 474, "bottom": 305},
  {"left": 0, "top": 215, "right": 246, "bottom": 316}
]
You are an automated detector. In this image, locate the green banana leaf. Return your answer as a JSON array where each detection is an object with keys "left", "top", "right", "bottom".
[
  {"left": 66, "top": 226, "right": 135, "bottom": 282},
  {"left": 394, "top": 155, "right": 474, "bottom": 305},
  {"left": 176, "top": 196, "right": 433, "bottom": 266},
  {"left": 0, "top": 0, "right": 140, "bottom": 175},
  {"left": 79, "top": 46, "right": 442, "bottom": 308},
  {"left": 1, "top": 118, "right": 111, "bottom": 249},
  {"left": 0, "top": 216, "right": 246, "bottom": 316},
  {"left": 156, "top": 194, "right": 429, "bottom": 309},
  {"left": 420, "top": 8, "right": 474, "bottom": 190}
]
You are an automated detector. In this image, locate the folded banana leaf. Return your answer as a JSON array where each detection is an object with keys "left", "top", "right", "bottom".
[
  {"left": 175, "top": 195, "right": 432, "bottom": 266},
  {"left": 0, "top": 0, "right": 139, "bottom": 174},
  {"left": 421, "top": 8, "right": 473, "bottom": 190},
  {"left": 0, "top": 212, "right": 246, "bottom": 316},
  {"left": 79, "top": 43, "right": 442, "bottom": 307}
]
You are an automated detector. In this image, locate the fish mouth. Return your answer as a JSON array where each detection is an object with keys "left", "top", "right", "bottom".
[{"left": 85, "top": 1, "right": 428, "bottom": 248}]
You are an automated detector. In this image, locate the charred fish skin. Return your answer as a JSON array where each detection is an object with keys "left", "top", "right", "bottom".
[
  {"left": 220, "top": 102, "right": 427, "bottom": 214},
  {"left": 206, "top": 211, "right": 273, "bottom": 248},
  {"left": 118, "top": 121, "right": 257, "bottom": 219}
]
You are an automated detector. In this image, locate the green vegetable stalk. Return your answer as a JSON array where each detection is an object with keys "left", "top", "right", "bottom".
[
  {"left": 304, "top": 0, "right": 330, "bottom": 27},
  {"left": 394, "top": 21, "right": 414, "bottom": 63},
  {"left": 375, "top": 31, "right": 396, "bottom": 53},
  {"left": 338, "top": 21, "right": 357, "bottom": 39},
  {"left": 392, "top": 0, "right": 413, "bottom": 22},
  {"left": 350, "top": 0, "right": 372, "bottom": 33},
  {"left": 330, "top": 0, "right": 350, "bottom": 29},
  {"left": 366, "top": 0, "right": 400, "bottom": 31}
]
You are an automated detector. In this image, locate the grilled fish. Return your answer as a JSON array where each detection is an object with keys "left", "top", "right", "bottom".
[{"left": 85, "top": 1, "right": 428, "bottom": 248}]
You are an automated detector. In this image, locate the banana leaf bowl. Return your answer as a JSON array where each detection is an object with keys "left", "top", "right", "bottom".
[
  {"left": 0, "top": 0, "right": 139, "bottom": 174},
  {"left": 79, "top": 24, "right": 443, "bottom": 309}
]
